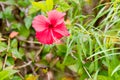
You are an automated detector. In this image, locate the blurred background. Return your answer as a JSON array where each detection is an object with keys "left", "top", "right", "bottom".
[{"left": 1, "top": 0, "right": 120, "bottom": 80}]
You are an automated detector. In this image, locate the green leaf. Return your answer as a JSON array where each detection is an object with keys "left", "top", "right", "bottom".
[
  {"left": 11, "top": 48, "right": 22, "bottom": 59},
  {"left": 64, "top": 55, "right": 77, "bottom": 66},
  {"left": 29, "top": 1, "right": 46, "bottom": 14},
  {"left": 18, "top": 0, "right": 30, "bottom": 7},
  {"left": 18, "top": 26, "right": 30, "bottom": 38},
  {"left": 0, "top": 12, "right": 3, "bottom": 18},
  {"left": 11, "top": 39, "right": 18, "bottom": 48},
  {"left": 29, "top": 0, "right": 53, "bottom": 14},
  {"left": 0, "top": 67, "right": 17, "bottom": 80},
  {"left": 97, "top": 75, "right": 109, "bottom": 80},
  {"left": 0, "top": 42, "right": 7, "bottom": 52},
  {"left": 46, "top": 0, "right": 53, "bottom": 11},
  {"left": 56, "top": 61, "right": 65, "bottom": 71},
  {"left": 3, "top": 7, "right": 14, "bottom": 20},
  {"left": 68, "top": 62, "right": 83, "bottom": 74},
  {"left": 56, "top": 44, "right": 67, "bottom": 56},
  {"left": 88, "top": 62, "right": 95, "bottom": 73},
  {"left": 56, "top": 1, "right": 70, "bottom": 12},
  {"left": 11, "top": 23, "right": 21, "bottom": 30},
  {"left": 111, "top": 64, "right": 120, "bottom": 76},
  {"left": 24, "top": 16, "right": 32, "bottom": 29},
  {"left": 29, "top": 6, "right": 39, "bottom": 14},
  {"left": 53, "top": 0, "right": 59, "bottom": 4},
  {"left": 0, "top": 58, "right": 2, "bottom": 70},
  {"left": 11, "top": 76, "right": 22, "bottom": 80},
  {"left": 6, "top": 57, "right": 14, "bottom": 66},
  {"left": 42, "top": 45, "right": 51, "bottom": 54}
]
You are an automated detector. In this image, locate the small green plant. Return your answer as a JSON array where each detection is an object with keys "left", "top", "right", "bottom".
[{"left": 0, "top": 66, "right": 17, "bottom": 80}]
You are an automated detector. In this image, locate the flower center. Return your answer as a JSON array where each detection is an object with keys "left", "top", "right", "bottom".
[{"left": 49, "top": 24, "right": 53, "bottom": 28}]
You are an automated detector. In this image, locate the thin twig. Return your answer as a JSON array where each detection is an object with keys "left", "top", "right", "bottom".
[
  {"left": 21, "top": 45, "right": 40, "bottom": 49},
  {"left": 34, "top": 45, "right": 44, "bottom": 60},
  {"left": 83, "top": 66, "right": 92, "bottom": 79},
  {"left": 0, "top": 2, "right": 22, "bottom": 11},
  {"left": 17, "top": 72, "right": 24, "bottom": 80},
  {"left": 2, "top": 38, "right": 10, "bottom": 69},
  {"left": 70, "top": 52, "right": 77, "bottom": 60},
  {"left": 0, "top": 2, "right": 12, "bottom": 5},
  {"left": 17, "top": 37, "right": 40, "bottom": 44},
  {"left": 25, "top": 55, "right": 37, "bottom": 75},
  {"left": 14, "top": 61, "right": 32, "bottom": 69},
  {"left": 7, "top": 38, "right": 10, "bottom": 52},
  {"left": 2, "top": 55, "right": 7, "bottom": 69}
]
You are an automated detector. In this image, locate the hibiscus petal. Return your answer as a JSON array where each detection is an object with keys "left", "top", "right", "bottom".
[
  {"left": 32, "top": 15, "right": 50, "bottom": 32},
  {"left": 36, "top": 29, "right": 54, "bottom": 44},
  {"left": 53, "top": 23, "right": 70, "bottom": 36},
  {"left": 48, "top": 10, "right": 65, "bottom": 26},
  {"left": 52, "top": 30, "right": 63, "bottom": 39}
]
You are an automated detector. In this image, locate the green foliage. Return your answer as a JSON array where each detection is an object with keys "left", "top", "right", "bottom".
[
  {"left": 0, "top": 67, "right": 17, "bottom": 80},
  {"left": 1, "top": 0, "right": 120, "bottom": 80},
  {"left": 29, "top": 0, "right": 54, "bottom": 14},
  {"left": 0, "top": 58, "right": 2, "bottom": 70},
  {"left": 6, "top": 57, "right": 14, "bottom": 66},
  {"left": 29, "top": 1, "right": 46, "bottom": 14},
  {"left": 24, "top": 16, "right": 33, "bottom": 29},
  {"left": 56, "top": 1, "right": 70, "bottom": 12},
  {"left": 29, "top": 0, "right": 70, "bottom": 14},
  {"left": 0, "top": 42, "right": 7, "bottom": 52},
  {"left": 18, "top": 26, "right": 30, "bottom": 38},
  {"left": 11, "top": 76, "right": 22, "bottom": 80},
  {"left": 46, "top": 0, "right": 53, "bottom": 11},
  {"left": 56, "top": 44, "right": 67, "bottom": 56},
  {"left": 17, "top": 0, "right": 30, "bottom": 7},
  {"left": 2, "top": 7, "right": 14, "bottom": 20}
]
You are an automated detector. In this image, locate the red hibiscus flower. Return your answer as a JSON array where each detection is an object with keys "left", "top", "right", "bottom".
[{"left": 32, "top": 10, "right": 70, "bottom": 44}]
